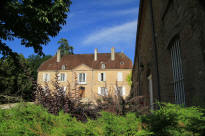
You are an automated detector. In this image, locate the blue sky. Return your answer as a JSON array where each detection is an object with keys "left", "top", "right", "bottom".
[{"left": 7, "top": 0, "right": 140, "bottom": 62}]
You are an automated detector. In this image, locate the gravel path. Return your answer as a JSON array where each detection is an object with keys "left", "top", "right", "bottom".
[{"left": 0, "top": 102, "right": 34, "bottom": 109}]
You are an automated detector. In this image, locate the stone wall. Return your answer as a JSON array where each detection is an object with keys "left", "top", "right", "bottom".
[{"left": 132, "top": 0, "right": 205, "bottom": 107}]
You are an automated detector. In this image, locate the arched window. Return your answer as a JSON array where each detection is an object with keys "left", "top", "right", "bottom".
[{"left": 169, "top": 36, "right": 185, "bottom": 105}]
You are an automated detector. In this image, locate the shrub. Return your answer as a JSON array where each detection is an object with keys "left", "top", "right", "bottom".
[
  {"left": 0, "top": 103, "right": 204, "bottom": 136},
  {"left": 141, "top": 103, "right": 205, "bottom": 136},
  {"left": 35, "top": 72, "right": 99, "bottom": 121},
  {"left": 0, "top": 103, "right": 152, "bottom": 136}
]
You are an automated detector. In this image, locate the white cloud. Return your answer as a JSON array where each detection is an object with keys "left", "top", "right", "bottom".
[
  {"left": 98, "top": 8, "right": 139, "bottom": 17},
  {"left": 92, "top": 0, "right": 137, "bottom": 6},
  {"left": 82, "top": 19, "right": 138, "bottom": 47}
]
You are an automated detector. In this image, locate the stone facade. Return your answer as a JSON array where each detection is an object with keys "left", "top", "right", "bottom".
[{"left": 131, "top": 0, "right": 205, "bottom": 108}]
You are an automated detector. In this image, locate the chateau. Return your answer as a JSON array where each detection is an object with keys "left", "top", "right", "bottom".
[{"left": 38, "top": 48, "right": 132, "bottom": 102}]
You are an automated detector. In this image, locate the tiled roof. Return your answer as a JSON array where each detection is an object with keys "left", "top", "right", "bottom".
[{"left": 38, "top": 53, "right": 132, "bottom": 71}]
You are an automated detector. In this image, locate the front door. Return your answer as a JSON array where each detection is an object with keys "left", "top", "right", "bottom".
[{"left": 79, "top": 87, "right": 85, "bottom": 98}]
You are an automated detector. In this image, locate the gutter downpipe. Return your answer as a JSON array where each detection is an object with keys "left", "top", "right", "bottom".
[{"left": 149, "top": 0, "right": 161, "bottom": 102}]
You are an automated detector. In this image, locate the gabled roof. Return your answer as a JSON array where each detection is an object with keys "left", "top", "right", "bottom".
[{"left": 38, "top": 53, "right": 132, "bottom": 71}]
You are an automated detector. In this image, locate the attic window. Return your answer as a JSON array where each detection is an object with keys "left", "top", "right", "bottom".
[
  {"left": 101, "top": 64, "right": 106, "bottom": 69},
  {"left": 61, "top": 65, "right": 66, "bottom": 70},
  {"left": 120, "top": 61, "right": 124, "bottom": 65}
]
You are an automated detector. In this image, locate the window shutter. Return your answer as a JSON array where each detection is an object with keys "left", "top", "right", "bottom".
[
  {"left": 78, "top": 73, "right": 80, "bottom": 82},
  {"left": 98, "top": 73, "right": 101, "bottom": 81},
  {"left": 98, "top": 87, "right": 101, "bottom": 95},
  {"left": 58, "top": 73, "right": 60, "bottom": 81},
  {"left": 64, "top": 87, "right": 67, "bottom": 92},
  {"left": 105, "top": 88, "right": 108, "bottom": 96},
  {"left": 103, "top": 72, "right": 106, "bottom": 81},
  {"left": 117, "top": 72, "right": 123, "bottom": 81},
  {"left": 43, "top": 73, "right": 45, "bottom": 81},
  {"left": 65, "top": 73, "right": 67, "bottom": 81},
  {"left": 114, "top": 86, "right": 117, "bottom": 95},
  {"left": 48, "top": 74, "right": 50, "bottom": 81},
  {"left": 85, "top": 73, "right": 87, "bottom": 83},
  {"left": 122, "top": 86, "right": 126, "bottom": 96}
]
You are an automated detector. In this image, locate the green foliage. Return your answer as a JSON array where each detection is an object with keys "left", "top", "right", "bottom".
[
  {"left": 27, "top": 54, "right": 52, "bottom": 81},
  {"left": 0, "top": 103, "right": 151, "bottom": 136},
  {"left": 0, "top": 54, "right": 33, "bottom": 103},
  {"left": 142, "top": 103, "right": 205, "bottom": 136},
  {"left": 58, "top": 38, "right": 74, "bottom": 55},
  {"left": 126, "top": 72, "right": 132, "bottom": 86},
  {"left": 0, "top": 103, "right": 204, "bottom": 136},
  {"left": 90, "top": 112, "right": 152, "bottom": 136},
  {"left": 0, "top": 54, "right": 52, "bottom": 103},
  {"left": 0, "top": 0, "right": 71, "bottom": 57}
]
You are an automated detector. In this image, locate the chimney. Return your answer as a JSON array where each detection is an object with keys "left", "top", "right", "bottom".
[
  {"left": 94, "top": 48, "right": 98, "bottom": 61},
  {"left": 111, "top": 47, "right": 115, "bottom": 61},
  {"left": 57, "top": 49, "right": 61, "bottom": 62}
]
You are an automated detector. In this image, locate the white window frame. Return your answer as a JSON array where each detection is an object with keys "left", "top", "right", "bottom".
[
  {"left": 117, "top": 72, "right": 123, "bottom": 81},
  {"left": 98, "top": 72, "right": 106, "bottom": 81},
  {"left": 58, "top": 73, "right": 67, "bottom": 82},
  {"left": 115, "top": 86, "right": 126, "bottom": 96},
  {"left": 98, "top": 87, "right": 108, "bottom": 96},
  {"left": 43, "top": 73, "right": 50, "bottom": 82},
  {"left": 61, "top": 65, "right": 66, "bottom": 70},
  {"left": 101, "top": 64, "right": 105, "bottom": 69},
  {"left": 60, "top": 73, "right": 65, "bottom": 81},
  {"left": 78, "top": 73, "right": 86, "bottom": 84}
]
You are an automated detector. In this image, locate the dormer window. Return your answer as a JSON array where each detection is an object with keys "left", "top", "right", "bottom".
[
  {"left": 61, "top": 65, "right": 66, "bottom": 70},
  {"left": 120, "top": 61, "right": 124, "bottom": 65},
  {"left": 101, "top": 63, "right": 105, "bottom": 69}
]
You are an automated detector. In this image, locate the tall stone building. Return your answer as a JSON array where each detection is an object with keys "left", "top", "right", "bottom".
[{"left": 131, "top": 0, "right": 205, "bottom": 108}]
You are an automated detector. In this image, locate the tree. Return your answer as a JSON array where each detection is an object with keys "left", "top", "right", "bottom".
[
  {"left": 0, "top": 54, "right": 52, "bottom": 103},
  {"left": 0, "top": 54, "right": 33, "bottom": 103},
  {"left": 0, "top": 0, "right": 72, "bottom": 58},
  {"left": 126, "top": 72, "right": 132, "bottom": 86},
  {"left": 58, "top": 38, "right": 74, "bottom": 55}
]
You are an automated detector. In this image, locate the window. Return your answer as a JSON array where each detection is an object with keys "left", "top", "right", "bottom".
[
  {"left": 58, "top": 73, "right": 66, "bottom": 82},
  {"left": 98, "top": 87, "right": 108, "bottom": 96},
  {"left": 117, "top": 72, "right": 123, "bottom": 81},
  {"left": 120, "top": 61, "right": 124, "bottom": 65},
  {"left": 170, "top": 38, "right": 185, "bottom": 105},
  {"left": 101, "top": 63, "right": 105, "bottom": 69},
  {"left": 78, "top": 73, "right": 86, "bottom": 84},
  {"left": 43, "top": 73, "right": 50, "bottom": 82},
  {"left": 60, "top": 73, "right": 65, "bottom": 81},
  {"left": 116, "top": 86, "right": 125, "bottom": 96},
  {"left": 61, "top": 65, "right": 66, "bottom": 70},
  {"left": 98, "top": 72, "right": 106, "bottom": 81}
]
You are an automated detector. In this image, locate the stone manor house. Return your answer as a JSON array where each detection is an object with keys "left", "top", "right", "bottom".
[
  {"left": 131, "top": 0, "right": 205, "bottom": 109},
  {"left": 38, "top": 48, "right": 132, "bottom": 102}
]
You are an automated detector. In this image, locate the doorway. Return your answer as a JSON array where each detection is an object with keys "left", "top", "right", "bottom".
[{"left": 79, "top": 86, "right": 85, "bottom": 98}]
